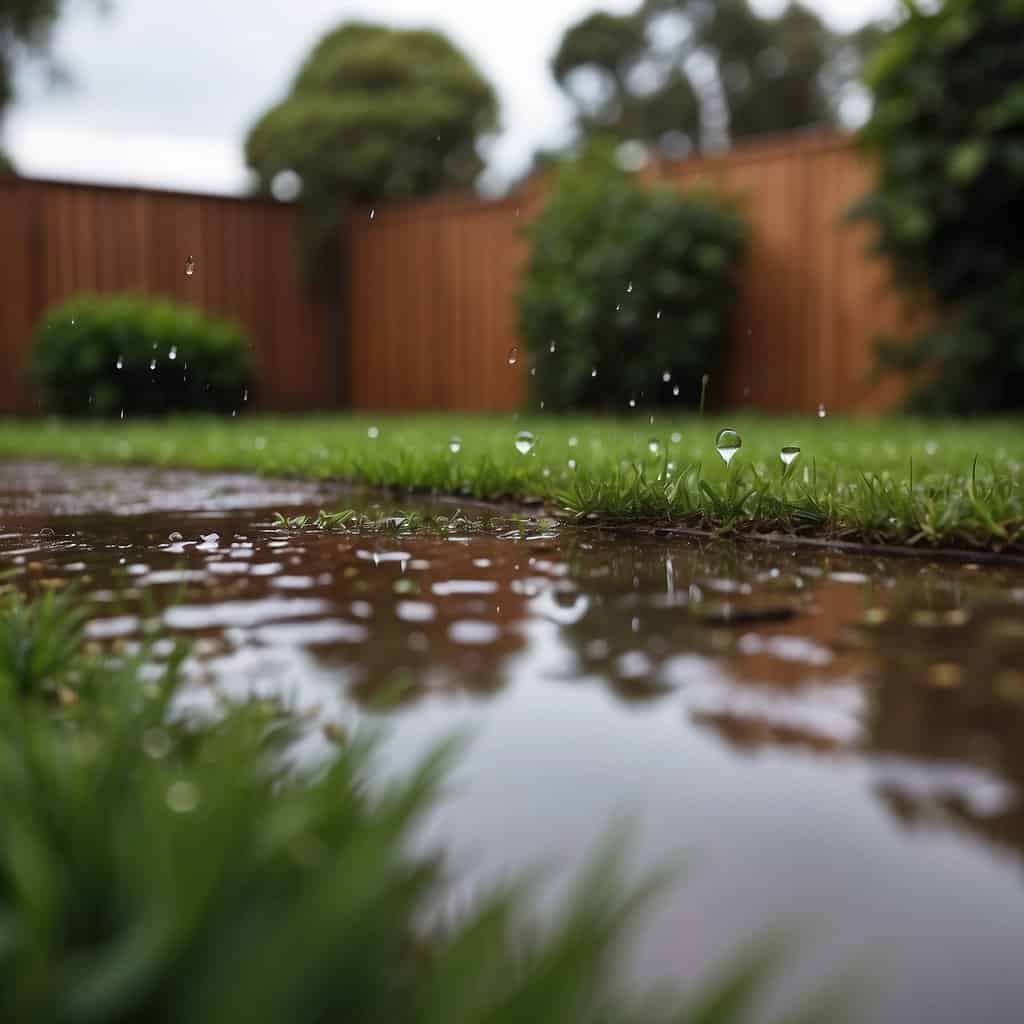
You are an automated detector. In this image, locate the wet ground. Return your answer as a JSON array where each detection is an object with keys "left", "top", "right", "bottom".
[{"left": 3, "top": 461, "right": 1024, "bottom": 1022}]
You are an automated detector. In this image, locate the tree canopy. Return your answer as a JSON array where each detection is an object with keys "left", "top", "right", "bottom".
[
  {"left": 552, "top": 0, "right": 880, "bottom": 156},
  {"left": 244, "top": 22, "right": 499, "bottom": 205}
]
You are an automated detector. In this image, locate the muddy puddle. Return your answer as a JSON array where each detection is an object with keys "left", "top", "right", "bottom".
[{"left": 3, "top": 461, "right": 1024, "bottom": 1022}]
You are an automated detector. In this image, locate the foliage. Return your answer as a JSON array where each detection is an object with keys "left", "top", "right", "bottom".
[
  {"left": 552, "top": 0, "right": 878, "bottom": 155},
  {"left": 518, "top": 145, "right": 747, "bottom": 413},
  {"left": 1, "top": 413, "right": 1022, "bottom": 551},
  {"left": 0, "top": 585, "right": 822, "bottom": 1023},
  {"left": 28, "top": 294, "right": 254, "bottom": 417},
  {"left": 853, "top": 0, "right": 1024, "bottom": 413},
  {"left": 244, "top": 22, "right": 498, "bottom": 286}
]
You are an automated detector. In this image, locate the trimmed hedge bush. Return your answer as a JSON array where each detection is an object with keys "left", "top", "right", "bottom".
[
  {"left": 29, "top": 295, "right": 255, "bottom": 417},
  {"left": 853, "top": 0, "right": 1024, "bottom": 413},
  {"left": 517, "top": 144, "right": 747, "bottom": 413}
]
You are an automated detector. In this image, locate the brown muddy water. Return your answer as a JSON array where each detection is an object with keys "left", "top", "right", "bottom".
[{"left": 3, "top": 461, "right": 1024, "bottom": 1022}]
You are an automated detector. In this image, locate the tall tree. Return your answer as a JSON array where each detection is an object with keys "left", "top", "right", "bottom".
[
  {"left": 553, "top": 0, "right": 878, "bottom": 156},
  {"left": 245, "top": 22, "right": 498, "bottom": 280}
]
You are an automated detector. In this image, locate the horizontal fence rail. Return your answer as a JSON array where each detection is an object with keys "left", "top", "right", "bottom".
[{"left": 1, "top": 133, "right": 911, "bottom": 416}]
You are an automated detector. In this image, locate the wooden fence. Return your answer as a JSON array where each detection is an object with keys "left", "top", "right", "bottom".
[
  {"left": 0, "top": 178, "right": 333, "bottom": 414},
  {"left": 0, "top": 133, "right": 911, "bottom": 416},
  {"left": 348, "top": 133, "right": 910, "bottom": 414}
]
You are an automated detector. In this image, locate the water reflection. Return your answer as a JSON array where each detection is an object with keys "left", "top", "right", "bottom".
[{"left": 4, "top": 462, "right": 1024, "bottom": 1022}]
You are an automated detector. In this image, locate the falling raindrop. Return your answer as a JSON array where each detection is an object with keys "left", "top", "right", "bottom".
[
  {"left": 648, "top": 438, "right": 661, "bottom": 456},
  {"left": 615, "top": 303, "right": 621, "bottom": 311},
  {"left": 549, "top": 340, "right": 556, "bottom": 353},
  {"left": 448, "top": 436, "right": 462, "bottom": 455},
  {"left": 590, "top": 366, "right": 598, "bottom": 378},
  {"left": 662, "top": 370, "right": 671, "bottom": 383},
  {"left": 120, "top": 409, "right": 125, "bottom": 420},
  {"left": 656, "top": 310, "right": 662, "bottom": 320},
  {"left": 780, "top": 445, "right": 801, "bottom": 467},
  {"left": 626, "top": 281, "right": 633, "bottom": 293},
  {"left": 149, "top": 359, "right": 157, "bottom": 371},
  {"left": 514, "top": 430, "right": 536, "bottom": 455},
  {"left": 628, "top": 398, "right": 636, "bottom": 409},
  {"left": 369, "top": 208, "right": 376, "bottom": 220},
  {"left": 184, "top": 256, "right": 196, "bottom": 277},
  {"left": 507, "top": 346, "right": 519, "bottom": 366},
  {"left": 715, "top": 427, "right": 742, "bottom": 466},
  {"left": 115, "top": 355, "right": 123, "bottom": 370},
  {"left": 367, "top": 425, "right": 380, "bottom": 440},
  {"left": 242, "top": 389, "right": 249, "bottom": 402},
  {"left": 817, "top": 402, "right": 827, "bottom": 419},
  {"left": 672, "top": 385, "right": 680, "bottom": 397}
]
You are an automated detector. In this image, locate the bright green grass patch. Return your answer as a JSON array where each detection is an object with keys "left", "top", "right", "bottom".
[{"left": 2, "top": 413, "right": 1023, "bottom": 550}]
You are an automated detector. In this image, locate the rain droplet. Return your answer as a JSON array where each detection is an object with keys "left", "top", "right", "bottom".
[
  {"left": 369, "top": 208, "right": 375, "bottom": 220},
  {"left": 817, "top": 402, "right": 827, "bottom": 419},
  {"left": 149, "top": 358, "right": 156, "bottom": 371},
  {"left": 168, "top": 346, "right": 177, "bottom": 360},
  {"left": 367, "top": 425, "right": 380, "bottom": 440},
  {"left": 530, "top": 366, "right": 536, "bottom": 377},
  {"left": 142, "top": 728, "right": 172, "bottom": 759},
  {"left": 242, "top": 388, "right": 249, "bottom": 402},
  {"left": 549, "top": 340, "right": 556, "bottom": 353},
  {"left": 656, "top": 310, "right": 662, "bottom": 320},
  {"left": 672, "top": 385, "right": 680, "bottom": 397},
  {"left": 568, "top": 458, "right": 577, "bottom": 471},
  {"left": 514, "top": 430, "right": 536, "bottom": 456},
  {"left": 448, "top": 436, "right": 462, "bottom": 454},
  {"left": 507, "top": 346, "right": 519, "bottom": 366},
  {"left": 628, "top": 398, "right": 636, "bottom": 409},
  {"left": 671, "top": 432, "right": 682, "bottom": 444},
  {"left": 590, "top": 367, "right": 598, "bottom": 378},
  {"left": 568, "top": 436, "right": 578, "bottom": 447},
  {"left": 166, "top": 780, "right": 200, "bottom": 813},
  {"left": 715, "top": 427, "right": 742, "bottom": 466},
  {"left": 648, "top": 438, "right": 661, "bottom": 456},
  {"left": 780, "top": 445, "right": 801, "bottom": 467},
  {"left": 662, "top": 370, "right": 671, "bottom": 383},
  {"left": 626, "top": 281, "right": 633, "bottom": 293},
  {"left": 115, "top": 355, "right": 123, "bottom": 370},
  {"left": 184, "top": 256, "right": 196, "bottom": 277},
  {"left": 615, "top": 303, "right": 621, "bottom": 311}
]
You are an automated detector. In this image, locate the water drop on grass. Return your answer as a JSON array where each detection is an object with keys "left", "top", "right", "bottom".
[
  {"left": 715, "top": 428, "right": 742, "bottom": 465},
  {"left": 780, "top": 445, "right": 801, "bottom": 466},
  {"left": 448, "top": 436, "right": 462, "bottom": 455},
  {"left": 184, "top": 256, "right": 196, "bottom": 277},
  {"left": 568, "top": 436, "right": 578, "bottom": 447},
  {"left": 514, "top": 430, "right": 535, "bottom": 455},
  {"left": 367, "top": 426, "right": 379, "bottom": 440},
  {"left": 507, "top": 346, "right": 519, "bottom": 366},
  {"left": 568, "top": 458, "right": 577, "bottom": 471}
]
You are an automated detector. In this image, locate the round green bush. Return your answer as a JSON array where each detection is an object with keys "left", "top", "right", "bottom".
[
  {"left": 517, "top": 144, "right": 747, "bottom": 412},
  {"left": 29, "top": 294, "right": 255, "bottom": 417},
  {"left": 854, "top": 0, "right": 1024, "bottom": 413}
]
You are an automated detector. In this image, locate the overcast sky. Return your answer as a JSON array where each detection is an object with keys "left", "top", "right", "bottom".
[{"left": 4, "top": 0, "right": 895, "bottom": 195}]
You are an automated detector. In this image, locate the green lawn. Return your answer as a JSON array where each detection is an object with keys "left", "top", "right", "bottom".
[{"left": 2, "top": 413, "right": 1023, "bottom": 551}]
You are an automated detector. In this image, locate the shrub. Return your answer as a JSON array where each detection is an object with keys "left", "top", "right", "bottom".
[
  {"left": 0, "top": 587, "right": 804, "bottom": 1023},
  {"left": 853, "top": 0, "right": 1024, "bottom": 413},
  {"left": 28, "top": 294, "right": 255, "bottom": 417},
  {"left": 517, "top": 144, "right": 747, "bottom": 413}
]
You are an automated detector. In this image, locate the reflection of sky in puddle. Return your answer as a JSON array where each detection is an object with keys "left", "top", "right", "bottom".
[{"left": 4, "top": 461, "right": 1024, "bottom": 1023}]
